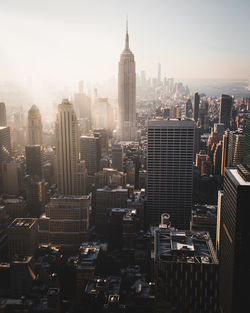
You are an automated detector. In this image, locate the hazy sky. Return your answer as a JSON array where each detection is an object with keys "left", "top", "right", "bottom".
[{"left": 0, "top": 0, "right": 250, "bottom": 90}]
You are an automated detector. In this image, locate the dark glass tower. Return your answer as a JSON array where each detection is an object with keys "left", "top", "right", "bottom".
[
  {"left": 219, "top": 94, "right": 232, "bottom": 129},
  {"left": 219, "top": 165, "right": 250, "bottom": 313},
  {"left": 25, "top": 145, "right": 43, "bottom": 178},
  {"left": 193, "top": 92, "right": 200, "bottom": 122}
]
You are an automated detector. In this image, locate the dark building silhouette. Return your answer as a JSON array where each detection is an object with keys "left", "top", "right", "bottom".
[
  {"left": 243, "top": 116, "right": 250, "bottom": 164},
  {"left": 80, "top": 135, "right": 101, "bottom": 176},
  {"left": 219, "top": 94, "right": 232, "bottom": 129},
  {"left": 219, "top": 165, "right": 250, "bottom": 313},
  {"left": 25, "top": 145, "right": 43, "bottom": 178},
  {"left": 153, "top": 216, "right": 219, "bottom": 313},
  {"left": 193, "top": 92, "right": 200, "bottom": 122},
  {"left": 0, "top": 102, "right": 7, "bottom": 126}
]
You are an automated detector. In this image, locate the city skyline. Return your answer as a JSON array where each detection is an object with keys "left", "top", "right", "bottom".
[{"left": 0, "top": 0, "right": 249, "bottom": 89}]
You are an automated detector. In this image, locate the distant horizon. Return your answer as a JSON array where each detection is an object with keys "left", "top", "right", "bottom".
[{"left": 1, "top": 0, "right": 250, "bottom": 85}]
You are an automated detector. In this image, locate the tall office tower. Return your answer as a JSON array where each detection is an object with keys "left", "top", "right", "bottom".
[
  {"left": 38, "top": 195, "right": 90, "bottom": 253},
  {"left": 198, "top": 100, "right": 209, "bottom": 131},
  {"left": 193, "top": 92, "right": 200, "bottom": 122},
  {"left": 0, "top": 126, "right": 11, "bottom": 192},
  {"left": 74, "top": 81, "right": 91, "bottom": 121},
  {"left": 94, "top": 128, "right": 109, "bottom": 156},
  {"left": 80, "top": 135, "right": 101, "bottom": 176},
  {"left": 185, "top": 99, "right": 193, "bottom": 118},
  {"left": 118, "top": 22, "right": 137, "bottom": 141},
  {"left": 0, "top": 102, "right": 7, "bottom": 126},
  {"left": 219, "top": 94, "right": 233, "bottom": 129},
  {"left": 25, "top": 145, "right": 43, "bottom": 178},
  {"left": 221, "top": 130, "right": 229, "bottom": 176},
  {"left": 227, "top": 130, "right": 245, "bottom": 167},
  {"left": 219, "top": 165, "right": 250, "bottom": 313},
  {"left": 7, "top": 218, "right": 38, "bottom": 258},
  {"left": 243, "top": 116, "right": 250, "bottom": 164},
  {"left": 27, "top": 104, "right": 43, "bottom": 145},
  {"left": 55, "top": 99, "right": 79, "bottom": 195},
  {"left": 112, "top": 144, "right": 123, "bottom": 171},
  {"left": 147, "top": 119, "right": 195, "bottom": 228}
]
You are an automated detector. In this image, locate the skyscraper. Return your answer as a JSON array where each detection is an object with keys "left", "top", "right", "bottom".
[
  {"left": 219, "top": 94, "right": 232, "bottom": 129},
  {"left": 25, "top": 145, "right": 43, "bottom": 178},
  {"left": 80, "top": 135, "right": 101, "bottom": 176},
  {"left": 227, "top": 130, "right": 245, "bottom": 167},
  {"left": 243, "top": 116, "right": 250, "bottom": 164},
  {"left": 74, "top": 81, "right": 91, "bottom": 121},
  {"left": 193, "top": 92, "right": 200, "bottom": 122},
  {"left": 27, "top": 105, "right": 43, "bottom": 145},
  {"left": 185, "top": 99, "right": 192, "bottom": 118},
  {"left": 111, "top": 144, "right": 123, "bottom": 172},
  {"left": 118, "top": 22, "right": 136, "bottom": 141},
  {"left": 219, "top": 165, "right": 250, "bottom": 313},
  {"left": 0, "top": 102, "right": 7, "bottom": 126},
  {"left": 55, "top": 99, "right": 79, "bottom": 195},
  {"left": 147, "top": 119, "right": 195, "bottom": 228}
]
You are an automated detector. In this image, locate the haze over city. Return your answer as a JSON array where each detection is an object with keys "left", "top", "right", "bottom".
[{"left": 1, "top": 0, "right": 250, "bottom": 104}]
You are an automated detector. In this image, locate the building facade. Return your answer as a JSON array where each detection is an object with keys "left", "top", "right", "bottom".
[
  {"left": 219, "top": 165, "right": 250, "bottom": 313},
  {"left": 147, "top": 119, "right": 194, "bottom": 228},
  {"left": 27, "top": 105, "right": 43, "bottom": 145},
  {"left": 55, "top": 99, "right": 79, "bottom": 195},
  {"left": 118, "top": 22, "right": 137, "bottom": 141}
]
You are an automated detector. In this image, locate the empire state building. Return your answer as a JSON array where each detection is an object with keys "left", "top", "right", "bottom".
[{"left": 118, "top": 22, "right": 137, "bottom": 141}]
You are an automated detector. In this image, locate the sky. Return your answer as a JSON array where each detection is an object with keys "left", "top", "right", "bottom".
[{"left": 0, "top": 0, "right": 249, "bottom": 99}]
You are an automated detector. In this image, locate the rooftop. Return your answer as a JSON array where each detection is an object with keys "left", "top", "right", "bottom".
[
  {"left": 227, "top": 168, "right": 250, "bottom": 186},
  {"left": 85, "top": 276, "right": 121, "bottom": 297},
  {"left": 192, "top": 204, "right": 217, "bottom": 219},
  {"left": 51, "top": 193, "right": 89, "bottom": 200},
  {"left": 153, "top": 228, "right": 218, "bottom": 265},
  {"left": 9, "top": 218, "right": 37, "bottom": 229}
]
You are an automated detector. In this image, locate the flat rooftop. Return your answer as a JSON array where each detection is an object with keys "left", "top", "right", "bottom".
[
  {"left": 192, "top": 204, "right": 217, "bottom": 219},
  {"left": 9, "top": 218, "right": 37, "bottom": 228},
  {"left": 0, "top": 126, "right": 9, "bottom": 131},
  {"left": 147, "top": 119, "right": 195, "bottom": 128},
  {"left": 51, "top": 193, "right": 89, "bottom": 200},
  {"left": 227, "top": 168, "right": 250, "bottom": 186},
  {"left": 153, "top": 228, "right": 218, "bottom": 264}
]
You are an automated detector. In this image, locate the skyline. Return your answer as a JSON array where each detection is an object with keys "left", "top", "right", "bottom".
[{"left": 0, "top": 0, "right": 249, "bottom": 88}]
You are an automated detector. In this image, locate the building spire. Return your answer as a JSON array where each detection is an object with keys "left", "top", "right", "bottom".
[{"left": 125, "top": 17, "right": 129, "bottom": 50}]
